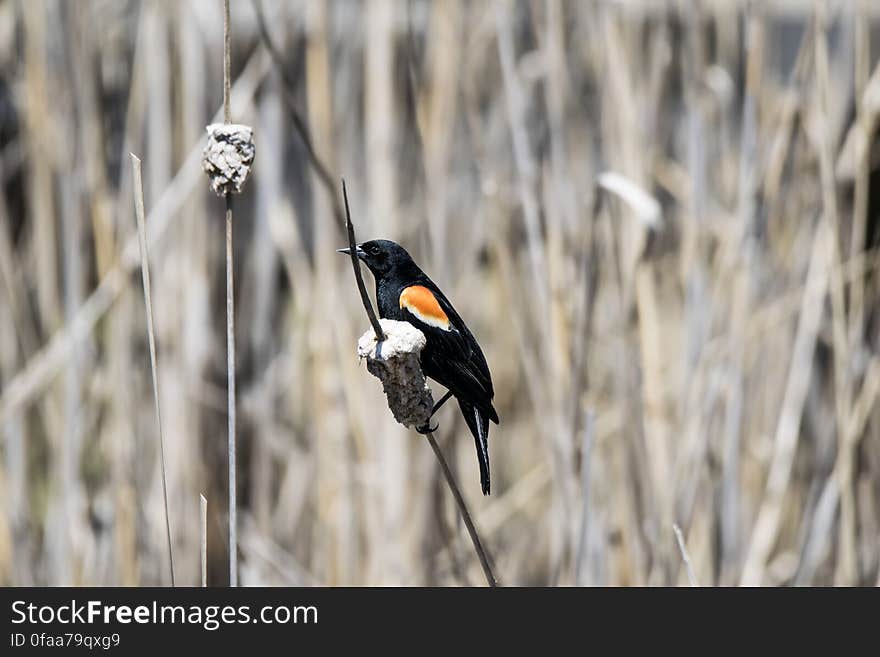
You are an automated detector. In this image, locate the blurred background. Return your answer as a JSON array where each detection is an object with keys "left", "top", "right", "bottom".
[{"left": 0, "top": 0, "right": 879, "bottom": 587}]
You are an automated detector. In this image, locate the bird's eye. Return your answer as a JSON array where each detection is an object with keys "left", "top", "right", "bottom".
[{"left": 370, "top": 245, "right": 381, "bottom": 256}]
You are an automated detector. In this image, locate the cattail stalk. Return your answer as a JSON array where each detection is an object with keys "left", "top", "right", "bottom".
[{"left": 222, "top": 0, "right": 238, "bottom": 588}]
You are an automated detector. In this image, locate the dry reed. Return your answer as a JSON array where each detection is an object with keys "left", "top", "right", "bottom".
[{"left": 0, "top": 0, "right": 877, "bottom": 587}]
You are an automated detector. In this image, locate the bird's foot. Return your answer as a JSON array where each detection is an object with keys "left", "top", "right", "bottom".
[{"left": 415, "top": 421, "right": 438, "bottom": 435}]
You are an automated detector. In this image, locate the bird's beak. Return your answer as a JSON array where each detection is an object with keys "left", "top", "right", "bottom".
[{"left": 336, "top": 245, "right": 367, "bottom": 260}]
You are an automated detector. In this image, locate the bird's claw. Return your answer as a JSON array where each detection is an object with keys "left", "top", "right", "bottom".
[{"left": 415, "top": 421, "right": 438, "bottom": 435}]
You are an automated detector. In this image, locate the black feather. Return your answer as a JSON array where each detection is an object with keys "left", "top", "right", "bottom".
[{"left": 459, "top": 399, "right": 491, "bottom": 495}]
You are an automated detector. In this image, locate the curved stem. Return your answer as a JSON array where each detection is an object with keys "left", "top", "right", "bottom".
[
  {"left": 341, "top": 179, "right": 384, "bottom": 341},
  {"left": 425, "top": 431, "right": 498, "bottom": 587},
  {"left": 252, "top": 0, "right": 346, "bottom": 232}
]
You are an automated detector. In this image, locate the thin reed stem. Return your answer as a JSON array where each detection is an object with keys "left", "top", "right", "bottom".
[
  {"left": 574, "top": 408, "right": 595, "bottom": 585},
  {"left": 673, "top": 523, "right": 698, "bottom": 587},
  {"left": 225, "top": 199, "right": 236, "bottom": 587},
  {"left": 341, "top": 179, "right": 384, "bottom": 341},
  {"left": 223, "top": 0, "right": 231, "bottom": 125},
  {"left": 200, "top": 494, "right": 208, "bottom": 587},
  {"left": 252, "top": 0, "right": 346, "bottom": 231},
  {"left": 130, "top": 153, "right": 175, "bottom": 586},
  {"left": 426, "top": 431, "right": 498, "bottom": 587}
]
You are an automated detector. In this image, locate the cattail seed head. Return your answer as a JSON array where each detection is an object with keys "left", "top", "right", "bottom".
[
  {"left": 202, "top": 123, "right": 255, "bottom": 196},
  {"left": 357, "top": 319, "right": 434, "bottom": 429}
]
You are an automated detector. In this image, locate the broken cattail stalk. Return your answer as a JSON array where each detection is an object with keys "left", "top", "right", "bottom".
[
  {"left": 200, "top": 493, "right": 207, "bottom": 587},
  {"left": 131, "top": 153, "right": 176, "bottom": 587}
]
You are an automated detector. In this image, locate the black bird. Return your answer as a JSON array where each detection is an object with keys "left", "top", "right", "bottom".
[{"left": 338, "top": 239, "right": 499, "bottom": 494}]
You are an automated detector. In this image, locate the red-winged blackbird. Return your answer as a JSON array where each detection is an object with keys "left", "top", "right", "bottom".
[{"left": 338, "top": 239, "right": 499, "bottom": 494}]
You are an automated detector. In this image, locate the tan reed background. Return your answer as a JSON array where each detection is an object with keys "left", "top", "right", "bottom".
[{"left": 0, "top": 0, "right": 878, "bottom": 586}]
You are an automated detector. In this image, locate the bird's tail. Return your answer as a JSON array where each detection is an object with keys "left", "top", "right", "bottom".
[{"left": 459, "top": 398, "right": 491, "bottom": 495}]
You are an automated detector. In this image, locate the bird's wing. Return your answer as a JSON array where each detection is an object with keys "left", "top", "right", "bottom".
[{"left": 398, "top": 281, "right": 496, "bottom": 417}]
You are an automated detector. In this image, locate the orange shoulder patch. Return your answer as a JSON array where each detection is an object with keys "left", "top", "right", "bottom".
[{"left": 400, "top": 285, "right": 451, "bottom": 330}]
